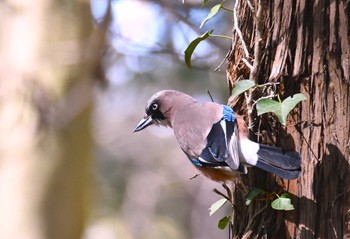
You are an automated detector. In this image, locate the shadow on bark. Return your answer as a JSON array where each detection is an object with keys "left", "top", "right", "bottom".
[{"left": 285, "top": 143, "right": 350, "bottom": 238}]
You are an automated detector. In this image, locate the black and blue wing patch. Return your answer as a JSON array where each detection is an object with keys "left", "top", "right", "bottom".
[
  {"left": 189, "top": 105, "right": 237, "bottom": 169},
  {"left": 190, "top": 148, "right": 227, "bottom": 167}
]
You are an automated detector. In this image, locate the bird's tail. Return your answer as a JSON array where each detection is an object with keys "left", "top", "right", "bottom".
[{"left": 255, "top": 144, "right": 301, "bottom": 179}]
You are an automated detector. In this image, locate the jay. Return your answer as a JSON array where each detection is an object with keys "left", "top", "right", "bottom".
[{"left": 134, "top": 90, "right": 301, "bottom": 182}]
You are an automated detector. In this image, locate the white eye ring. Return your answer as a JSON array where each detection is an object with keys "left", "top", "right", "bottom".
[{"left": 151, "top": 103, "right": 158, "bottom": 110}]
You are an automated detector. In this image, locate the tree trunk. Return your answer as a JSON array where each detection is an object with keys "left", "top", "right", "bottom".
[
  {"left": 0, "top": 1, "right": 106, "bottom": 238},
  {"left": 227, "top": 0, "right": 349, "bottom": 238}
]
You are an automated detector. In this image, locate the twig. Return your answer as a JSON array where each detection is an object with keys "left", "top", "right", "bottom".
[
  {"left": 207, "top": 90, "right": 215, "bottom": 102},
  {"left": 257, "top": 115, "right": 262, "bottom": 142},
  {"left": 256, "top": 82, "right": 280, "bottom": 88},
  {"left": 222, "top": 183, "right": 233, "bottom": 202},
  {"left": 245, "top": 0, "right": 255, "bottom": 12},
  {"left": 213, "top": 188, "right": 231, "bottom": 201},
  {"left": 214, "top": 50, "right": 230, "bottom": 72},
  {"left": 241, "top": 58, "right": 254, "bottom": 70},
  {"left": 246, "top": 0, "right": 264, "bottom": 130},
  {"left": 245, "top": 202, "right": 268, "bottom": 234},
  {"left": 190, "top": 173, "right": 200, "bottom": 180},
  {"left": 209, "top": 33, "right": 234, "bottom": 40},
  {"left": 252, "top": 93, "right": 277, "bottom": 108},
  {"left": 221, "top": 6, "right": 234, "bottom": 13}
]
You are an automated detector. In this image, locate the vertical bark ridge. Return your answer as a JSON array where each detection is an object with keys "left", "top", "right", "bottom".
[{"left": 227, "top": 0, "right": 350, "bottom": 238}]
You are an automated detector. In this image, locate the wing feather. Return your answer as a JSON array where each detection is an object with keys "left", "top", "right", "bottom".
[
  {"left": 226, "top": 123, "right": 240, "bottom": 170},
  {"left": 198, "top": 118, "right": 244, "bottom": 172}
]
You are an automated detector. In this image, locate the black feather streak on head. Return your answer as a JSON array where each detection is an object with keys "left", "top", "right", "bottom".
[{"left": 146, "top": 100, "right": 166, "bottom": 124}]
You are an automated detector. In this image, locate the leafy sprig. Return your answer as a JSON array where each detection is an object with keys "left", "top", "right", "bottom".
[{"left": 231, "top": 79, "right": 306, "bottom": 126}]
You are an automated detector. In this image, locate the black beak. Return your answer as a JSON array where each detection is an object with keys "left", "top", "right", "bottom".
[{"left": 133, "top": 115, "right": 153, "bottom": 132}]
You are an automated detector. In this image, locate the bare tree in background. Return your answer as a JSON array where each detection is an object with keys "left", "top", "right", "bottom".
[
  {"left": 227, "top": 0, "right": 349, "bottom": 238},
  {"left": 0, "top": 1, "right": 107, "bottom": 239}
]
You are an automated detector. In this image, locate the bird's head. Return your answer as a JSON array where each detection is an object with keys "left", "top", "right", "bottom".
[
  {"left": 133, "top": 90, "right": 194, "bottom": 132},
  {"left": 133, "top": 90, "right": 172, "bottom": 132}
]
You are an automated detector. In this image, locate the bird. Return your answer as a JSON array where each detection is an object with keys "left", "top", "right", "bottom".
[{"left": 134, "top": 90, "right": 301, "bottom": 182}]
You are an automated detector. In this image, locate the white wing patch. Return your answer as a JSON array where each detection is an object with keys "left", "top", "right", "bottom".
[
  {"left": 197, "top": 156, "right": 216, "bottom": 165},
  {"left": 227, "top": 125, "right": 240, "bottom": 170},
  {"left": 239, "top": 138, "right": 259, "bottom": 165},
  {"left": 220, "top": 120, "right": 227, "bottom": 145}
]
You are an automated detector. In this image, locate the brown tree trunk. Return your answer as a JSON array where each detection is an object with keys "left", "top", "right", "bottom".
[
  {"left": 0, "top": 1, "right": 107, "bottom": 238},
  {"left": 227, "top": 0, "right": 349, "bottom": 238}
]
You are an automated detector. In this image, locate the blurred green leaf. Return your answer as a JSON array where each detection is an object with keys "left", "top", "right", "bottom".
[
  {"left": 271, "top": 196, "right": 295, "bottom": 211},
  {"left": 218, "top": 216, "right": 231, "bottom": 230},
  {"left": 200, "top": 3, "right": 223, "bottom": 28},
  {"left": 209, "top": 198, "right": 227, "bottom": 216},
  {"left": 256, "top": 93, "right": 306, "bottom": 126},
  {"left": 245, "top": 187, "right": 266, "bottom": 205},
  {"left": 231, "top": 79, "right": 256, "bottom": 99},
  {"left": 184, "top": 30, "right": 213, "bottom": 69},
  {"left": 280, "top": 193, "right": 291, "bottom": 198}
]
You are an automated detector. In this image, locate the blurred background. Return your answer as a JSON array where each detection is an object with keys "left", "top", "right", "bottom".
[{"left": 0, "top": 0, "right": 235, "bottom": 238}]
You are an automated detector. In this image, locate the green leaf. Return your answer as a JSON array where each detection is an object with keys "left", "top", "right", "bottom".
[
  {"left": 209, "top": 198, "right": 227, "bottom": 216},
  {"left": 200, "top": 3, "right": 223, "bottom": 28},
  {"left": 231, "top": 80, "right": 256, "bottom": 99},
  {"left": 281, "top": 92, "right": 307, "bottom": 115},
  {"left": 280, "top": 193, "right": 291, "bottom": 198},
  {"left": 256, "top": 93, "right": 306, "bottom": 126},
  {"left": 184, "top": 30, "right": 213, "bottom": 69},
  {"left": 256, "top": 98, "right": 280, "bottom": 116},
  {"left": 271, "top": 197, "right": 295, "bottom": 211},
  {"left": 218, "top": 216, "right": 231, "bottom": 230},
  {"left": 245, "top": 187, "right": 266, "bottom": 205}
]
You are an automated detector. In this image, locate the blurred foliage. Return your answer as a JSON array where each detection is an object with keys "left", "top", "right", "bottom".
[{"left": 87, "top": 0, "right": 235, "bottom": 238}]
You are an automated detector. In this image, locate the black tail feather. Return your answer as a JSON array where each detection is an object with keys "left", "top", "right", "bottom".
[{"left": 255, "top": 144, "right": 301, "bottom": 179}]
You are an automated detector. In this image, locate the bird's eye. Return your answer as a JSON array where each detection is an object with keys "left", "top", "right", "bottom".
[{"left": 151, "top": 103, "right": 158, "bottom": 111}]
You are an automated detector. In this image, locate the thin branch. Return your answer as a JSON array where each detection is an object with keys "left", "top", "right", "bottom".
[
  {"left": 257, "top": 115, "right": 262, "bottom": 142},
  {"left": 243, "top": 202, "right": 268, "bottom": 237},
  {"left": 222, "top": 183, "right": 233, "bottom": 202},
  {"left": 189, "top": 173, "right": 200, "bottom": 180},
  {"left": 213, "top": 188, "right": 231, "bottom": 202},
  {"left": 233, "top": 0, "right": 251, "bottom": 60},
  {"left": 214, "top": 53, "right": 228, "bottom": 71},
  {"left": 207, "top": 90, "right": 215, "bottom": 102},
  {"left": 252, "top": 93, "right": 277, "bottom": 108},
  {"left": 245, "top": 0, "right": 255, "bottom": 13},
  {"left": 249, "top": 0, "right": 264, "bottom": 81},
  {"left": 221, "top": 6, "right": 234, "bottom": 13},
  {"left": 246, "top": 0, "right": 264, "bottom": 130},
  {"left": 241, "top": 58, "right": 254, "bottom": 70},
  {"left": 256, "top": 82, "right": 281, "bottom": 88},
  {"left": 209, "top": 33, "right": 234, "bottom": 40}
]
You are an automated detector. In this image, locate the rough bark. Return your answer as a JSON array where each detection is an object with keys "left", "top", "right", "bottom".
[
  {"left": 227, "top": 0, "right": 349, "bottom": 238},
  {"left": 0, "top": 1, "right": 106, "bottom": 238}
]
